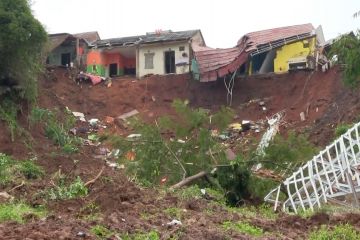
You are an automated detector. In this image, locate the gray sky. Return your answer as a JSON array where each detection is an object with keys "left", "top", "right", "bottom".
[{"left": 31, "top": 0, "right": 359, "bottom": 48}]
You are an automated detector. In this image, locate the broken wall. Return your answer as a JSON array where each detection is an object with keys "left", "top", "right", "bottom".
[{"left": 274, "top": 37, "right": 316, "bottom": 73}]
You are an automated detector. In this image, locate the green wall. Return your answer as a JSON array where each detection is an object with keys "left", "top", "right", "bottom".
[{"left": 86, "top": 64, "right": 106, "bottom": 77}]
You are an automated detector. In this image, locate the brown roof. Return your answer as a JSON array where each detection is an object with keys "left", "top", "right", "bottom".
[
  {"left": 48, "top": 33, "right": 74, "bottom": 52},
  {"left": 194, "top": 23, "right": 315, "bottom": 82},
  {"left": 239, "top": 23, "right": 315, "bottom": 52},
  {"left": 73, "top": 31, "right": 100, "bottom": 44}
]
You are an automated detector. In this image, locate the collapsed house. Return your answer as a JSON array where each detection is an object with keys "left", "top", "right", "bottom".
[
  {"left": 47, "top": 31, "right": 100, "bottom": 69},
  {"left": 86, "top": 30, "right": 205, "bottom": 78},
  {"left": 192, "top": 23, "right": 326, "bottom": 82}
]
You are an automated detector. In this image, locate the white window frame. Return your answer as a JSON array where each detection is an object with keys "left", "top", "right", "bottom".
[{"left": 144, "top": 53, "right": 155, "bottom": 69}]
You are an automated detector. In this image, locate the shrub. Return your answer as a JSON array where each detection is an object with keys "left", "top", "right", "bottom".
[
  {"left": 121, "top": 230, "right": 160, "bottom": 240},
  {"left": 0, "top": 203, "right": 46, "bottom": 223},
  {"left": 0, "top": 96, "right": 21, "bottom": 141},
  {"left": 0, "top": 153, "right": 16, "bottom": 186},
  {"left": 30, "top": 107, "right": 80, "bottom": 152},
  {"left": 47, "top": 177, "right": 88, "bottom": 200},
  {"left": 335, "top": 123, "right": 352, "bottom": 137},
  {"left": 90, "top": 225, "right": 114, "bottom": 239},
  {"left": 18, "top": 160, "right": 44, "bottom": 179},
  {"left": 309, "top": 224, "right": 360, "bottom": 240}
]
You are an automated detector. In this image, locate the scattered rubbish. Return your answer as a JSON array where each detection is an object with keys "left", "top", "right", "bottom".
[
  {"left": 259, "top": 101, "right": 265, "bottom": 106},
  {"left": 177, "top": 139, "right": 186, "bottom": 144},
  {"left": 167, "top": 219, "right": 182, "bottom": 226},
  {"left": 104, "top": 116, "right": 114, "bottom": 124},
  {"left": 160, "top": 176, "right": 168, "bottom": 184},
  {"left": 105, "top": 160, "right": 122, "bottom": 169},
  {"left": 151, "top": 96, "right": 156, "bottom": 102},
  {"left": 76, "top": 231, "right": 86, "bottom": 238},
  {"left": 72, "top": 112, "right": 86, "bottom": 122},
  {"left": 200, "top": 189, "right": 206, "bottom": 195},
  {"left": 89, "top": 119, "right": 99, "bottom": 127},
  {"left": 77, "top": 72, "right": 103, "bottom": 85},
  {"left": 69, "top": 128, "right": 77, "bottom": 135},
  {"left": 108, "top": 149, "right": 121, "bottom": 158},
  {"left": 125, "top": 151, "right": 136, "bottom": 161},
  {"left": 229, "top": 123, "right": 242, "bottom": 131},
  {"left": 118, "top": 109, "right": 139, "bottom": 121},
  {"left": 262, "top": 106, "right": 267, "bottom": 111},
  {"left": 87, "top": 134, "right": 99, "bottom": 141},
  {"left": 98, "top": 147, "right": 109, "bottom": 155},
  {"left": 300, "top": 112, "right": 306, "bottom": 121},
  {"left": 218, "top": 134, "right": 229, "bottom": 140},
  {"left": 126, "top": 133, "right": 141, "bottom": 139}
]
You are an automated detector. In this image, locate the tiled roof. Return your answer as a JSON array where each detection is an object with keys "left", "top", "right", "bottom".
[
  {"left": 239, "top": 23, "right": 315, "bottom": 52},
  {"left": 194, "top": 23, "right": 315, "bottom": 82},
  {"left": 73, "top": 31, "right": 100, "bottom": 44}
]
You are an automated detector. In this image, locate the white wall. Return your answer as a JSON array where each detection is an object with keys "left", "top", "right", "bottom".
[{"left": 138, "top": 41, "right": 190, "bottom": 77}]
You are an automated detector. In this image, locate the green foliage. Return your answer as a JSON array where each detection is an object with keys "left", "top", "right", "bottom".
[
  {"left": 263, "top": 131, "right": 318, "bottom": 171},
  {"left": 246, "top": 175, "right": 280, "bottom": 200},
  {"left": 121, "top": 230, "right": 160, "bottom": 240},
  {"left": 30, "top": 107, "right": 80, "bottom": 152},
  {"left": 335, "top": 123, "right": 352, "bottom": 137},
  {"left": 215, "top": 163, "right": 251, "bottom": 206},
  {"left": 0, "top": 96, "right": 21, "bottom": 141},
  {"left": 309, "top": 224, "right": 360, "bottom": 240},
  {"left": 78, "top": 202, "right": 101, "bottom": 221},
  {"left": 0, "top": 202, "right": 46, "bottom": 223},
  {"left": 0, "top": 153, "right": 16, "bottom": 186},
  {"left": 329, "top": 32, "right": 360, "bottom": 87},
  {"left": 47, "top": 177, "right": 88, "bottom": 200},
  {"left": 0, "top": 0, "right": 47, "bottom": 103},
  {"left": 222, "top": 221, "right": 263, "bottom": 237},
  {"left": 0, "top": 153, "right": 44, "bottom": 186},
  {"left": 90, "top": 225, "right": 114, "bottom": 239},
  {"left": 112, "top": 100, "right": 228, "bottom": 186},
  {"left": 164, "top": 207, "right": 183, "bottom": 219},
  {"left": 18, "top": 160, "right": 44, "bottom": 179},
  {"left": 227, "top": 204, "right": 278, "bottom": 220},
  {"left": 211, "top": 106, "right": 235, "bottom": 131}
]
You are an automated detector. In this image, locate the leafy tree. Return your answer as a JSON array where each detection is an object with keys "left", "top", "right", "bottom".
[
  {"left": 0, "top": 0, "right": 47, "bottom": 102},
  {"left": 329, "top": 32, "right": 360, "bottom": 87}
]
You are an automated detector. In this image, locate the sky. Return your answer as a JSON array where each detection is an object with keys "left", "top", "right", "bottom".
[{"left": 31, "top": 0, "right": 360, "bottom": 48}]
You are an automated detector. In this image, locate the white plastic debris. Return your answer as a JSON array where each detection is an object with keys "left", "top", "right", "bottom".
[
  {"left": 200, "top": 189, "right": 206, "bottom": 195},
  {"left": 166, "top": 219, "right": 182, "bottom": 226},
  {"left": 89, "top": 118, "right": 99, "bottom": 127},
  {"left": 72, "top": 112, "right": 86, "bottom": 122},
  {"left": 126, "top": 134, "right": 142, "bottom": 139}
]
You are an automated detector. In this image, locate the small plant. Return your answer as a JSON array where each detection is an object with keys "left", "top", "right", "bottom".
[
  {"left": 0, "top": 97, "right": 22, "bottom": 142},
  {"left": 18, "top": 160, "right": 44, "bottom": 179},
  {"left": 79, "top": 202, "right": 101, "bottom": 221},
  {"left": 90, "top": 225, "right": 114, "bottom": 239},
  {"left": 222, "top": 221, "right": 263, "bottom": 237},
  {"left": 164, "top": 207, "right": 182, "bottom": 219},
  {"left": 211, "top": 106, "right": 235, "bottom": 131},
  {"left": 309, "top": 224, "right": 360, "bottom": 240},
  {"left": 0, "top": 153, "right": 16, "bottom": 186},
  {"left": 30, "top": 107, "right": 80, "bottom": 153},
  {"left": 335, "top": 123, "right": 352, "bottom": 137},
  {"left": 121, "top": 230, "right": 160, "bottom": 240},
  {"left": 0, "top": 203, "right": 46, "bottom": 223},
  {"left": 47, "top": 177, "right": 88, "bottom": 200}
]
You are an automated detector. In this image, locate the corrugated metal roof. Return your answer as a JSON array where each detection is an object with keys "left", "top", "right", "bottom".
[
  {"left": 48, "top": 33, "right": 74, "bottom": 52},
  {"left": 194, "top": 23, "right": 315, "bottom": 82},
  {"left": 94, "top": 30, "right": 200, "bottom": 48}
]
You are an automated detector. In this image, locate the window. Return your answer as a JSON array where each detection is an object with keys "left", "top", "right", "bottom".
[
  {"left": 303, "top": 40, "right": 309, "bottom": 48},
  {"left": 179, "top": 46, "right": 185, "bottom": 51},
  {"left": 144, "top": 53, "right": 154, "bottom": 69}
]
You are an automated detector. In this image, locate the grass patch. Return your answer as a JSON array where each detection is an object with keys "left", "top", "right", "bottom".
[
  {"left": 18, "top": 160, "right": 44, "bottom": 179},
  {"left": 226, "top": 204, "right": 277, "bottom": 220},
  {"left": 0, "top": 203, "right": 46, "bottom": 223},
  {"left": 90, "top": 225, "right": 114, "bottom": 239},
  {"left": 309, "top": 224, "right": 360, "bottom": 240},
  {"left": 0, "top": 153, "right": 44, "bottom": 186},
  {"left": 222, "top": 221, "right": 263, "bottom": 237},
  {"left": 121, "top": 230, "right": 160, "bottom": 240},
  {"left": 335, "top": 123, "right": 352, "bottom": 137},
  {"left": 163, "top": 207, "right": 183, "bottom": 220},
  {"left": 78, "top": 202, "right": 101, "bottom": 221}
]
